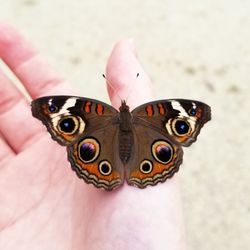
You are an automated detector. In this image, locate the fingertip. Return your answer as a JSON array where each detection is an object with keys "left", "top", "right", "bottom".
[
  {"left": 0, "top": 22, "right": 36, "bottom": 69},
  {"left": 105, "top": 39, "right": 154, "bottom": 110}
]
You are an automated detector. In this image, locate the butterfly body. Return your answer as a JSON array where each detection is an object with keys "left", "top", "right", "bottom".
[
  {"left": 117, "top": 101, "right": 134, "bottom": 163},
  {"left": 31, "top": 96, "right": 211, "bottom": 191}
]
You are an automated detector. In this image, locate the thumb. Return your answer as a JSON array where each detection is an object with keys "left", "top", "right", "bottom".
[{"left": 105, "top": 39, "right": 154, "bottom": 110}]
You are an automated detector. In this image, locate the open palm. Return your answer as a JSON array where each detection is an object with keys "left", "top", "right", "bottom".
[{"left": 0, "top": 24, "right": 185, "bottom": 250}]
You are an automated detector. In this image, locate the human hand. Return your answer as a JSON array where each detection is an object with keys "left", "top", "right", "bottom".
[{"left": 0, "top": 23, "right": 186, "bottom": 250}]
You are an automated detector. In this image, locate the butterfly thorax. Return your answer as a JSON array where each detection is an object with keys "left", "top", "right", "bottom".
[
  {"left": 118, "top": 101, "right": 134, "bottom": 163},
  {"left": 119, "top": 100, "right": 133, "bottom": 131}
]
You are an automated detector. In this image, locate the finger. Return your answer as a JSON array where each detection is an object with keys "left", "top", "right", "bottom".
[
  {"left": 0, "top": 133, "right": 15, "bottom": 165},
  {"left": 95, "top": 40, "right": 186, "bottom": 250},
  {"left": 106, "top": 39, "right": 154, "bottom": 109},
  {"left": 0, "top": 22, "right": 73, "bottom": 98},
  {"left": 0, "top": 69, "right": 44, "bottom": 152}
]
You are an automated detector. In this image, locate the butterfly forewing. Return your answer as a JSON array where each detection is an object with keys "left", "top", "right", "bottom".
[
  {"left": 132, "top": 99, "right": 211, "bottom": 146},
  {"left": 31, "top": 96, "right": 118, "bottom": 145}
]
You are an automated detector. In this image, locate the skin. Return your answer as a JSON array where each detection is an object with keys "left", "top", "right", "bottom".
[{"left": 0, "top": 23, "right": 186, "bottom": 250}]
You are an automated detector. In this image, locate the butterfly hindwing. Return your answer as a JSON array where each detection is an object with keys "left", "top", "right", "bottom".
[
  {"left": 67, "top": 125, "right": 124, "bottom": 191},
  {"left": 127, "top": 123, "right": 183, "bottom": 188}
]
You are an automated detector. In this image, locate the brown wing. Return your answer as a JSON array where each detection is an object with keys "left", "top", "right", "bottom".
[
  {"left": 132, "top": 99, "right": 211, "bottom": 146},
  {"left": 127, "top": 99, "right": 211, "bottom": 188},
  {"left": 126, "top": 124, "right": 183, "bottom": 188},
  {"left": 31, "top": 95, "right": 123, "bottom": 191},
  {"left": 31, "top": 95, "right": 118, "bottom": 146},
  {"left": 67, "top": 124, "right": 124, "bottom": 191}
]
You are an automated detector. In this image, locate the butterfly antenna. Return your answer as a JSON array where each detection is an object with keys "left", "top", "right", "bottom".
[
  {"left": 102, "top": 74, "right": 123, "bottom": 102},
  {"left": 125, "top": 72, "right": 140, "bottom": 103}
]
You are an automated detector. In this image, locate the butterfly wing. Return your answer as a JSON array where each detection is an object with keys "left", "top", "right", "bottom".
[
  {"left": 67, "top": 125, "right": 124, "bottom": 190},
  {"left": 31, "top": 95, "right": 118, "bottom": 145},
  {"left": 127, "top": 124, "right": 183, "bottom": 188},
  {"left": 126, "top": 99, "right": 211, "bottom": 188},
  {"left": 132, "top": 99, "right": 211, "bottom": 146},
  {"left": 32, "top": 96, "right": 123, "bottom": 190},
  {"left": 32, "top": 97, "right": 211, "bottom": 190}
]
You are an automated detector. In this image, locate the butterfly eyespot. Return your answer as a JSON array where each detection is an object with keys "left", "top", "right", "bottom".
[
  {"left": 48, "top": 103, "right": 58, "bottom": 113},
  {"left": 152, "top": 141, "right": 173, "bottom": 164},
  {"left": 172, "top": 119, "right": 191, "bottom": 136},
  {"left": 78, "top": 138, "right": 100, "bottom": 163},
  {"left": 189, "top": 108, "right": 197, "bottom": 116},
  {"left": 139, "top": 160, "right": 153, "bottom": 174},
  {"left": 58, "top": 116, "right": 79, "bottom": 134},
  {"left": 99, "top": 160, "right": 112, "bottom": 176}
]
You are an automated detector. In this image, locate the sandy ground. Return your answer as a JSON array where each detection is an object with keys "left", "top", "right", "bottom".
[{"left": 1, "top": 0, "right": 250, "bottom": 249}]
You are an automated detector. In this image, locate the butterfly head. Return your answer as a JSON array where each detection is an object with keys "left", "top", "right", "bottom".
[{"left": 119, "top": 100, "right": 130, "bottom": 112}]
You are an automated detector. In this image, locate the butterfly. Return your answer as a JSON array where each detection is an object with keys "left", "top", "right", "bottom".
[{"left": 31, "top": 96, "right": 211, "bottom": 191}]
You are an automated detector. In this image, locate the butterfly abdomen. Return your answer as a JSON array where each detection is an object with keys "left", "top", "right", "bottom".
[{"left": 119, "top": 131, "right": 133, "bottom": 163}]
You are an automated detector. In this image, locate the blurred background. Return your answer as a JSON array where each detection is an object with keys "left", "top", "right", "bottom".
[{"left": 1, "top": 0, "right": 249, "bottom": 249}]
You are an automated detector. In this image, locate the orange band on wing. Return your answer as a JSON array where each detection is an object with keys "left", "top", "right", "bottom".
[
  {"left": 157, "top": 103, "right": 166, "bottom": 115},
  {"left": 71, "top": 144, "right": 120, "bottom": 181},
  {"left": 130, "top": 150, "right": 178, "bottom": 179},
  {"left": 195, "top": 108, "right": 203, "bottom": 119},
  {"left": 42, "top": 104, "right": 53, "bottom": 116},
  {"left": 130, "top": 161, "right": 175, "bottom": 180},
  {"left": 84, "top": 101, "right": 92, "bottom": 113},
  {"left": 59, "top": 133, "right": 76, "bottom": 142},
  {"left": 146, "top": 105, "right": 154, "bottom": 116},
  {"left": 96, "top": 103, "right": 104, "bottom": 115}
]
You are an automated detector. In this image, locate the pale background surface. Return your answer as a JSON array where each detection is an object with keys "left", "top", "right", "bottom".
[{"left": 1, "top": 0, "right": 249, "bottom": 249}]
